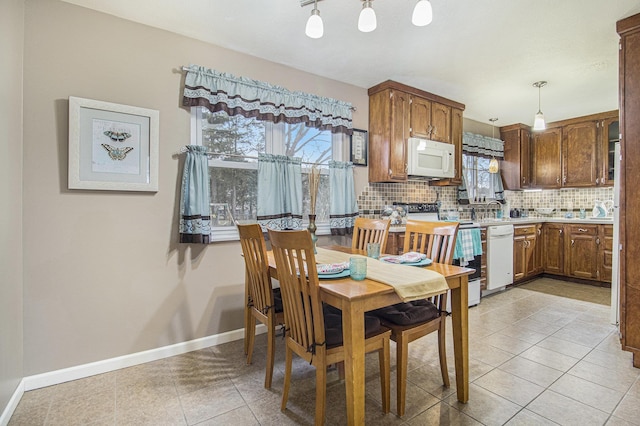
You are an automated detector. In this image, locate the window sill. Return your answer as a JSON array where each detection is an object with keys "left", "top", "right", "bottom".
[{"left": 209, "top": 222, "right": 332, "bottom": 243}]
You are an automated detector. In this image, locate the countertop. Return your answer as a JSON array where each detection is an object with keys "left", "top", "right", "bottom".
[{"left": 388, "top": 217, "right": 614, "bottom": 232}]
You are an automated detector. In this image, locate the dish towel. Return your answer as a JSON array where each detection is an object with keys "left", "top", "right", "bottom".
[
  {"left": 453, "top": 229, "right": 482, "bottom": 267},
  {"left": 315, "top": 248, "right": 448, "bottom": 302}
]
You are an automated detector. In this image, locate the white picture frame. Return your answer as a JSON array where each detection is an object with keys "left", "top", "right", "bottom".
[{"left": 68, "top": 96, "right": 159, "bottom": 192}]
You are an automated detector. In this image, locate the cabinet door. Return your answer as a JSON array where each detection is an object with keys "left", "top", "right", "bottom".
[
  {"left": 600, "top": 224, "right": 614, "bottom": 282},
  {"left": 567, "top": 225, "right": 599, "bottom": 279},
  {"left": 563, "top": 121, "right": 598, "bottom": 187},
  {"left": 501, "top": 127, "right": 531, "bottom": 190},
  {"left": 543, "top": 223, "right": 565, "bottom": 274},
  {"left": 533, "top": 225, "right": 543, "bottom": 274},
  {"left": 521, "top": 129, "right": 531, "bottom": 188},
  {"left": 389, "top": 90, "right": 410, "bottom": 180},
  {"left": 450, "top": 107, "right": 463, "bottom": 185},
  {"left": 409, "top": 96, "right": 432, "bottom": 139},
  {"left": 600, "top": 116, "right": 619, "bottom": 186},
  {"left": 532, "top": 128, "right": 562, "bottom": 188},
  {"left": 525, "top": 234, "right": 538, "bottom": 277},
  {"left": 430, "top": 102, "right": 451, "bottom": 143},
  {"left": 513, "top": 235, "right": 526, "bottom": 281}
]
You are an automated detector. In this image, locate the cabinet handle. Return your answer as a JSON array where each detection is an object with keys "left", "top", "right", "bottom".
[
  {"left": 596, "top": 237, "right": 600, "bottom": 245},
  {"left": 557, "top": 177, "right": 560, "bottom": 184},
  {"left": 560, "top": 229, "right": 563, "bottom": 235},
  {"left": 538, "top": 229, "right": 541, "bottom": 235},
  {"left": 578, "top": 228, "right": 587, "bottom": 232},
  {"left": 522, "top": 177, "right": 525, "bottom": 184},
  {"left": 563, "top": 176, "right": 567, "bottom": 184},
  {"left": 571, "top": 239, "right": 575, "bottom": 246},
  {"left": 596, "top": 177, "right": 600, "bottom": 184}
]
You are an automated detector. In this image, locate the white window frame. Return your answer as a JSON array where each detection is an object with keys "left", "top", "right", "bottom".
[
  {"left": 462, "top": 153, "right": 500, "bottom": 203},
  {"left": 190, "top": 107, "right": 347, "bottom": 242}
]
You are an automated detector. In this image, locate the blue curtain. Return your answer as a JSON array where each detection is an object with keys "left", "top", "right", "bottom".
[
  {"left": 257, "top": 154, "right": 303, "bottom": 230},
  {"left": 183, "top": 65, "right": 353, "bottom": 134},
  {"left": 329, "top": 161, "right": 358, "bottom": 235},
  {"left": 179, "top": 146, "right": 211, "bottom": 243}
]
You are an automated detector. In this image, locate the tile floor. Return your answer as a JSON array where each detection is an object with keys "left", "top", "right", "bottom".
[{"left": 9, "top": 278, "right": 640, "bottom": 425}]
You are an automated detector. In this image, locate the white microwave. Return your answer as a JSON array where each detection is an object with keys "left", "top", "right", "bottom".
[{"left": 407, "top": 137, "right": 455, "bottom": 179}]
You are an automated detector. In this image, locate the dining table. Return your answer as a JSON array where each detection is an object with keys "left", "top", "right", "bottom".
[{"left": 256, "top": 245, "right": 474, "bottom": 425}]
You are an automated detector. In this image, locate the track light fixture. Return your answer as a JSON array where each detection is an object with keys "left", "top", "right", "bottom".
[{"left": 302, "top": 0, "right": 433, "bottom": 38}]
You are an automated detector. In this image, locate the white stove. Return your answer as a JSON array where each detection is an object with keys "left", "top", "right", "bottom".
[{"left": 394, "top": 202, "right": 482, "bottom": 310}]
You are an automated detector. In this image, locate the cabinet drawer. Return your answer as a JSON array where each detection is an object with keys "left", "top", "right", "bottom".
[
  {"left": 603, "top": 224, "right": 613, "bottom": 237},
  {"left": 567, "top": 224, "right": 598, "bottom": 236},
  {"left": 514, "top": 225, "right": 537, "bottom": 236}
]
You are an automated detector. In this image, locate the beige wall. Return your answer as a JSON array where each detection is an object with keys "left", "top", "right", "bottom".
[
  {"left": 22, "top": 0, "right": 369, "bottom": 376},
  {"left": 0, "top": 0, "right": 25, "bottom": 411}
]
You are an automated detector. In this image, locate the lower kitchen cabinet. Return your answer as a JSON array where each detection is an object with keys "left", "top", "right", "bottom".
[
  {"left": 566, "top": 224, "right": 599, "bottom": 279},
  {"left": 542, "top": 223, "right": 565, "bottom": 275},
  {"left": 513, "top": 224, "right": 542, "bottom": 282},
  {"left": 600, "top": 224, "right": 614, "bottom": 282}
]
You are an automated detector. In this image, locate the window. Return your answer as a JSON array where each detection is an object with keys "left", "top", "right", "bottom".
[
  {"left": 192, "top": 107, "right": 343, "bottom": 240},
  {"left": 462, "top": 154, "right": 500, "bottom": 202}
]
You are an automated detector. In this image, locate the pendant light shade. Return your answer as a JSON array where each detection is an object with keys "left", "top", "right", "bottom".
[
  {"left": 532, "top": 81, "right": 547, "bottom": 131},
  {"left": 489, "top": 118, "right": 500, "bottom": 174},
  {"left": 412, "top": 0, "right": 433, "bottom": 26},
  {"left": 358, "top": 1, "right": 377, "bottom": 33},
  {"left": 305, "top": 1, "right": 323, "bottom": 38}
]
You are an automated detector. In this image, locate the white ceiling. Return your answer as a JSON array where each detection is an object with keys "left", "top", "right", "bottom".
[{"left": 61, "top": 0, "right": 640, "bottom": 127}]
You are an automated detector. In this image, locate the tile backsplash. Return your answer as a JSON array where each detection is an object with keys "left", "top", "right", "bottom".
[{"left": 357, "top": 181, "right": 614, "bottom": 221}]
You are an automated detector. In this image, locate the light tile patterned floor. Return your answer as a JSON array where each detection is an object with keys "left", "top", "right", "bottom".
[{"left": 9, "top": 279, "right": 640, "bottom": 425}]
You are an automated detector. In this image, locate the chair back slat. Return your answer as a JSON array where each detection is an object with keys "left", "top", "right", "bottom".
[
  {"left": 351, "top": 217, "right": 391, "bottom": 254},
  {"left": 268, "top": 229, "right": 326, "bottom": 355},
  {"left": 238, "top": 224, "right": 274, "bottom": 313},
  {"left": 403, "top": 220, "right": 459, "bottom": 264}
]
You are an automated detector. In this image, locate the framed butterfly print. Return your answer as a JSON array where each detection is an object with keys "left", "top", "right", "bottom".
[{"left": 68, "top": 96, "right": 159, "bottom": 191}]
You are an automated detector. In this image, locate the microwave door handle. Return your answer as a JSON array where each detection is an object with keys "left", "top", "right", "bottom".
[{"left": 442, "top": 152, "right": 450, "bottom": 173}]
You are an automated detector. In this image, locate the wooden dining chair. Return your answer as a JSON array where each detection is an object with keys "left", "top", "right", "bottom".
[
  {"left": 351, "top": 217, "right": 391, "bottom": 254},
  {"left": 237, "top": 223, "right": 285, "bottom": 389},
  {"left": 268, "top": 228, "right": 391, "bottom": 425},
  {"left": 372, "top": 220, "right": 459, "bottom": 416}
]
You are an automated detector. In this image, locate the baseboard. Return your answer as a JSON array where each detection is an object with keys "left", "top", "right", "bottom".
[
  {"left": 23, "top": 324, "right": 266, "bottom": 391},
  {"left": 0, "top": 379, "right": 25, "bottom": 426}
]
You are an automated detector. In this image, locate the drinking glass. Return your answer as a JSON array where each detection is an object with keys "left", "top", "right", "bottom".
[
  {"left": 366, "top": 242, "right": 381, "bottom": 259},
  {"left": 349, "top": 257, "right": 367, "bottom": 281},
  {"left": 579, "top": 208, "right": 586, "bottom": 219}
]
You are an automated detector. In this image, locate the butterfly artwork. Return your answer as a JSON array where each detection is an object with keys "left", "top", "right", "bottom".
[
  {"left": 101, "top": 144, "right": 134, "bottom": 161},
  {"left": 103, "top": 130, "right": 132, "bottom": 142}
]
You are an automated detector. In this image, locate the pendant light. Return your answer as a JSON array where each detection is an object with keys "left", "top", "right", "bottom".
[
  {"left": 488, "top": 118, "right": 500, "bottom": 174},
  {"left": 305, "top": 0, "right": 323, "bottom": 38},
  {"left": 532, "top": 81, "right": 547, "bottom": 131},
  {"left": 412, "top": 0, "right": 433, "bottom": 26},
  {"left": 358, "top": 0, "right": 377, "bottom": 33}
]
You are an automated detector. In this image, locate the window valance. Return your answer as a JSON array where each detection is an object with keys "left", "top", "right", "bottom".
[
  {"left": 462, "top": 132, "right": 504, "bottom": 159},
  {"left": 182, "top": 65, "right": 353, "bottom": 134}
]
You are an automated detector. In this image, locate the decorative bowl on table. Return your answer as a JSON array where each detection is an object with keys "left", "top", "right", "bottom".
[
  {"left": 535, "top": 207, "right": 554, "bottom": 215},
  {"left": 381, "top": 205, "right": 407, "bottom": 226}
]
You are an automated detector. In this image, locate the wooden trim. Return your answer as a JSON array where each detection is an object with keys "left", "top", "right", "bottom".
[
  {"left": 617, "top": 13, "right": 640, "bottom": 35},
  {"left": 368, "top": 80, "right": 466, "bottom": 111}
]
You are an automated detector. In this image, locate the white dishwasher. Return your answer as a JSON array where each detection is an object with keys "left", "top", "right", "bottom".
[{"left": 486, "top": 224, "right": 514, "bottom": 291}]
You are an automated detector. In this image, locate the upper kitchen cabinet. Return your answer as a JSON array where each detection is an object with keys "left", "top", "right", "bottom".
[
  {"left": 368, "top": 80, "right": 464, "bottom": 183},
  {"left": 532, "top": 126, "right": 562, "bottom": 188},
  {"left": 528, "top": 110, "right": 618, "bottom": 189},
  {"left": 500, "top": 124, "right": 531, "bottom": 190}
]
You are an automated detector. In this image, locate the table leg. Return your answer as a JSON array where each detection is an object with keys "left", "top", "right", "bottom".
[
  {"left": 341, "top": 301, "right": 366, "bottom": 425},
  {"left": 450, "top": 275, "right": 469, "bottom": 403}
]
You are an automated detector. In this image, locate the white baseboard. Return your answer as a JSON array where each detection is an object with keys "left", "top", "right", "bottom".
[
  {"left": 0, "top": 379, "right": 24, "bottom": 426},
  {"left": 22, "top": 324, "right": 266, "bottom": 391}
]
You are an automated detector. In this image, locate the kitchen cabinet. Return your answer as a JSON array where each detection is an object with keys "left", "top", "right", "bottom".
[
  {"left": 566, "top": 224, "right": 599, "bottom": 280},
  {"left": 500, "top": 124, "right": 531, "bottom": 190},
  {"left": 385, "top": 231, "right": 405, "bottom": 256},
  {"left": 599, "top": 115, "right": 620, "bottom": 186},
  {"left": 532, "top": 127, "right": 562, "bottom": 188},
  {"left": 563, "top": 120, "right": 599, "bottom": 187},
  {"left": 368, "top": 87, "right": 410, "bottom": 182},
  {"left": 600, "top": 224, "right": 613, "bottom": 282},
  {"left": 513, "top": 224, "right": 541, "bottom": 282},
  {"left": 617, "top": 12, "right": 640, "bottom": 366},
  {"left": 368, "top": 80, "right": 465, "bottom": 183},
  {"left": 542, "top": 223, "right": 565, "bottom": 275}
]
